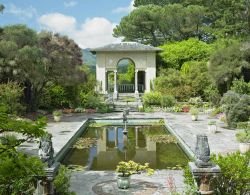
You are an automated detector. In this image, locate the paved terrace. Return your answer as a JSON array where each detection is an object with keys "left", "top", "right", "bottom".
[{"left": 20, "top": 112, "right": 238, "bottom": 195}]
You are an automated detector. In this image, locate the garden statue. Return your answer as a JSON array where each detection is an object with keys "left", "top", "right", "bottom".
[
  {"left": 122, "top": 106, "right": 129, "bottom": 134},
  {"left": 38, "top": 133, "right": 54, "bottom": 167}
]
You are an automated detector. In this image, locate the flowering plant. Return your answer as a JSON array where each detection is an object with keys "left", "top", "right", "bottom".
[{"left": 116, "top": 161, "right": 154, "bottom": 177}]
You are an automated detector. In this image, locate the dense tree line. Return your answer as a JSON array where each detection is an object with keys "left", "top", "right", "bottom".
[{"left": 114, "top": 0, "right": 250, "bottom": 46}]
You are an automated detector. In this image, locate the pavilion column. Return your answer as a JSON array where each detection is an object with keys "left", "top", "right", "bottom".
[
  {"left": 135, "top": 70, "right": 139, "bottom": 98},
  {"left": 135, "top": 127, "right": 139, "bottom": 149},
  {"left": 113, "top": 70, "right": 118, "bottom": 100},
  {"left": 105, "top": 70, "right": 108, "bottom": 94},
  {"left": 114, "top": 127, "right": 118, "bottom": 148}
]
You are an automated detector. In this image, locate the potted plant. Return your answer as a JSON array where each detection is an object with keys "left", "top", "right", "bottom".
[
  {"left": 53, "top": 110, "right": 62, "bottom": 122},
  {"left": 116, "top": 161, "right": 154, "bottom": 189},
  {"left": 190, "top": 107, "right": 199, "bottom": 121},
  {"left": 236, "top": 123, "right": 250, "bottom": 154},
  {"left": 208, "top": 121, "right": 217, "bottom": 133}
]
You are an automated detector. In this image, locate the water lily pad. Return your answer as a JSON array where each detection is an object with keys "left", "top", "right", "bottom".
[{"left": 72, "top": 137, "right": 97, "bottom": 149}]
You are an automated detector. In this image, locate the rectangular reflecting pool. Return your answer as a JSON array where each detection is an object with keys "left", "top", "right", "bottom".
[{"left": 61, "top": 120, "right": 189, "bottom": 170}]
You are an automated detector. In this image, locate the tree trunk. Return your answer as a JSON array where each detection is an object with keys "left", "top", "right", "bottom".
[{"left": 24, "top": 82, "right": 41, "bottom": 112}]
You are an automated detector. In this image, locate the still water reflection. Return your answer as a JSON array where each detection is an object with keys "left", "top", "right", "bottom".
[{"left": 62, "top": 125, "right": 189, "bottom": 170}]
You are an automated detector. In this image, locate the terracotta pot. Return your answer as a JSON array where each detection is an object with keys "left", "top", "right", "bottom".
[
  {"left": 117, "top": 175, "right": 131, "bottom": 189},
  {"left": 182, "top": 107, "right": 190, "bottom": 113},
  {"left": 239, "top": 143, "right": 250, "bottom": 154}
]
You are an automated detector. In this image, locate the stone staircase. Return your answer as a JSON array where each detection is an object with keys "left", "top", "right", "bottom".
[{"left": 108, "top": 93, "right": 142, "bottom": 112}]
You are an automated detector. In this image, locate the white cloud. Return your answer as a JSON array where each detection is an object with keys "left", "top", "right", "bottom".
[
  {"left": 64, "top": 1, "right": 78, "bottom": 8},
  {"left": 38, "top": 13, "right": 121, "bottom": 48},
  {"left": 39, "top": 13, "right": 76, "bottom": 33},
  {"left": 7, "top": 4, "right": 37, "bottom": 19},
  {"left": 112, "top": 0, "right": 135, "bottom": 14}
]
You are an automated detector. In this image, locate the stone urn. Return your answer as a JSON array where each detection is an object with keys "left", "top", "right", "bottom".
[
  {"left": 239, "top": 143, "right": 250, "bottom": 154},
  {"left": 208, "top": 125, "right": 217, "bottom": 133},
  {"left": 208, "top": 121, "right": 217, "bottom": 134},
  {"left": 192, "top": 115, "right": 198, "bottom": 121},
  {"left": 117, "top": 175, "right": 131, "bottom": 189},
  {"left": 53, "top": 115, "right": 61, "bottom": 122},
  {"left": 195, "top": 135, "right": 212, "bottom": 168}
]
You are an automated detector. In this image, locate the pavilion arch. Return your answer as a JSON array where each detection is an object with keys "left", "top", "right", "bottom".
[{"left": 91, "top": 42, "right": 162, "bottom": 99}]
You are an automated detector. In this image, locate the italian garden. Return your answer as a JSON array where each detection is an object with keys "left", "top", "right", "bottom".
[{"left": 0, "top": 1, "right": 250, "bottom": 195}]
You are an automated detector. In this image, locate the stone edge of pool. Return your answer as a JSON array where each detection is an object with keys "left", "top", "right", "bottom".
[{"left": 54, "top": 118, "right": 195, "bottom": 164}]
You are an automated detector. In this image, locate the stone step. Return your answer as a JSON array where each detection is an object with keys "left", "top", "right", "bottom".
[{"left": 113, "top": 104, "right": 138, "bottom": 112}]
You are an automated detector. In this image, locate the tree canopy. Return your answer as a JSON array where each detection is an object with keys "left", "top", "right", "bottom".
[
  {"left": 160, "top": 38, "right": 213, "bottom": 69},
  {"left": 208, "top": 42, "right": 250, "bottom": 93},
  {"left": 0, "top": 25, "right": 84, "bottom": 111},
  {"left": 114, "top": 0, "right": 250, "bottom": 46},
  {"left": 134, "top": 0, "right": 180, "bottom": 7}
]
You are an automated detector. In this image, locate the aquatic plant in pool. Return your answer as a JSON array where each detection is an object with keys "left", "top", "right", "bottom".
[{"left": 62, "top": 124, "right": 189, "bottom": 170}]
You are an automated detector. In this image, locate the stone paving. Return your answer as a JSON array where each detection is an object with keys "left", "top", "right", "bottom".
[{"left": 20, "top": 111, "right": 239, "bottom": 195}]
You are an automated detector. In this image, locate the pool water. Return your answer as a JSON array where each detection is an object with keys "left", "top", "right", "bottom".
[{"left": 62, "top": 125, "right": 189, "bottom": 170}]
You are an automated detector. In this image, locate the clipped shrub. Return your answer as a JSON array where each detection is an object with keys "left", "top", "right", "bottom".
[
  {"left": 160, "top": 95, "right": 176, "bottom": 107},
  {"left": 0, "top": 82, "right": 25, "bottom": 114},
  {"left": 142, "top": 92, "right": 162, "bottom": 107}
]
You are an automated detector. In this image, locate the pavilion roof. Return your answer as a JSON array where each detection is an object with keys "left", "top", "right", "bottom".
[{"left": 91, "top": 42, "right": 162, "bottom": 53}]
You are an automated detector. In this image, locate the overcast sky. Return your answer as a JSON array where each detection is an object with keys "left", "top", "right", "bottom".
[{"left": 0, "top": 0, "right": 135, "bottom": 48}]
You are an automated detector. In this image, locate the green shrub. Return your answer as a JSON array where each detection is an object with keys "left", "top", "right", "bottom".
[
  {"left": 144, "top": 106, "right": 154, "bottom": 113},
  {"left": 189, "top": 107, "right": 199, "bottom": 116},
  {"left": 188, "top": 97, "right": 203, "bottom": 107},
  {"left": 210, "top": 107, "right": 223, "bottom": 117},
  {"left": 236, "top": 122, "right": 250, "bottom": 143},
  {"left": 142, "top": 92, "right": 162, "bottom": 106},
  {"left": 183, "top": 165, "right": 197, "bottom": 194},
  {"left": 160, "top": 95, "right": 176, "bottom": 107},
  {"left": 53, "top": 110, "right": 62, "bottom": 116},
  {"left": 97, "top": 104, "right": 112, "bottom": 113},
  {"left": 231, "top": 78, "right": 250, "bottom": 95},
  {"left": 221, "top": 91, "right": 250, "bottom": 127},
  {"left": 0, "top": 82, "right": 25, "bottom": 114},
  {"left": 138, "top": 105, "right": 144, "bottom": 112},
  {"left": 80, "top": 94, "right": 102, "bottom": 109},
  {"left": 204, "top": 85, "right": 221, "bottom": 106},
  {"left": 184, "top": 152, "right": 250, "bottom": 195},
  {"left": 172, "top": 105, "right": 182, "bottom": 112},
  {"left": 40, "top": 82, "right": 69, "bottom": 109},
  {"left": 211, "top": 152, "right": 250, "bottom": 194},
  {"left": 54, "top": 165, "right": 75, "bottom": 195}
]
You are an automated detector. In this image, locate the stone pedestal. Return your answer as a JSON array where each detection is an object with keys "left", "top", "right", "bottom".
[
  {"left": 189, "top": 135, "right": 221, "bottom": 195},
  {"left": 189, "top": 162, "right": 220, "bottom": 195},
  {"left": 36, "top": 162, "right": 60, "bottom": 195}
]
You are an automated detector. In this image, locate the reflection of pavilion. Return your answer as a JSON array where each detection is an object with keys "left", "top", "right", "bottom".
[{"left": 95, "top": 127, "right": 156, "bottom": 170}]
